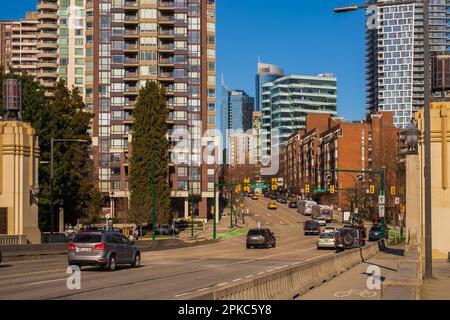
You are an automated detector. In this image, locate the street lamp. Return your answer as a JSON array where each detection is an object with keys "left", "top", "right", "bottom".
[
  {"left": 50, "top": 138, "right": 89, "bottom": 236},
  {"left": 190, "top": 170, "right": 199, "bottom": 238},
  {"left": 334, "top": 0, "right": 432, "bottom": 277},
  {"left": 110, "top": 190, "right": 115, "bottom": 221},
  {"left": 213, "top": 164, "right": 226, "bottom": 240}
]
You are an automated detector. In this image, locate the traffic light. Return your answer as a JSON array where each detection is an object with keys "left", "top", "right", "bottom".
[
  {"left": 244, "top": 178, "right": 251, "bottom": 192},
  {"left": 235, "top": 185, "right": 241, "bottom": 193},
  {"left": 305, "top": 184, "right": 310, "bottom": 193},
  {"left": 271, "top": 178, "right": 278, "bottom": 191},
  {"left": 391, "top": 186, "right": 396, "bottom": 195},
  {"left": 370, "top": 185, "right": 375, "bottom": 194},
  {"left": 330, "top": 185, "right": 335, "bottom": 194}
]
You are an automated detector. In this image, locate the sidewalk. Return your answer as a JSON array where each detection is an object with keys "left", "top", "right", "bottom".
[
  {"left": 421, "top": 259, "right": 450, "bottom": 300},
  {"left": 298, "top": 246, "right": 405, "bottom": 300}
]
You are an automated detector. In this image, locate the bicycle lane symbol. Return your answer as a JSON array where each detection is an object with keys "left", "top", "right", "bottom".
[{"left": 334, "top": 289, "right": 378, "bottom": 299}]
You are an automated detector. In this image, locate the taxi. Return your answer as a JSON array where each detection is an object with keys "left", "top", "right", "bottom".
[{"left": 268, "top": 202, "right": 277, "bottom": 210}]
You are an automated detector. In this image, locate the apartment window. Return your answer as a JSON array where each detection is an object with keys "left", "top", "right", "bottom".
[{"left": 140, "top": 9, "right": 157, "bottom": 19}]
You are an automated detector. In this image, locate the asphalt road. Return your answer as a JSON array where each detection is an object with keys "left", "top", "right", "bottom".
[{"left": 0, "top": 197, "right": 334, "bottom": 300}]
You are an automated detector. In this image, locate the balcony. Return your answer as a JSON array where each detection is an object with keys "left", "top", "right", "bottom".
[
  {"left": 124, "top": 43, "right": 139, "bottom": 52},
  {"left": 158, "top": 43, "right": 175, "bottom": 52},
  {"left": 159, "top": 0, "right": 175, "bottom": 8},
  {"left": 37, "top": 2, "right": 59, "bottom": 11},
  {"left": 124, "top": 58, "right": 138, "bottom": 66},
  {"left": 124, "top": 0, "right": 139, "bottom": 9},
  {"left": 159, "top": 15, "right": 175, "bottom": 24},
  {"left": 124, "top": 72, "right": 139, "bottom": 80},
  {"left": 124, "top": 116, "right": 135, "bottom": 124},
  {"left": 158, "top": 29, "right": 175, "bottom": 38},
  {"left": 124, "top": 16, "right": 139, "bottom": 24},
  {"left": 124, "top": 30, "right": 139, "bottom": 38},
  {"left": 124, "top": 86, "right": 139, "bottom": 95}
]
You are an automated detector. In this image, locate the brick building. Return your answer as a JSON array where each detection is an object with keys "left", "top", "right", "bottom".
[{"left": 283, "top": 112, "right": 400, "bottom": 210}]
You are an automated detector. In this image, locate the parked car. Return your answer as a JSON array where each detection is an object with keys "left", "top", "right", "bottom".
[
  {"left": 317, "top": 232, "right": 337, "bottom": 250},
  {"left": 154, "top": 225, "right": 180, "bottom": 235},
  {"left": 368, "top": 224, "right": 388, "bottom": 241},
  {"left": 174, "top": 219, "right": 189, "bottom": 231},
  {"left": 270, "top": 194, "right": 278, "bottom": 200},
  {"left": 304, "top": 220, "right": 320, "bottom": 236},
  {"left": 288, "top": 201, "right": 297, "bottom": 208},
  {"left": 335, "top": 228, "right": 366, "bottom": 251},
  {"left": 246, "top": 228, "right": 277, "bottom": 249},
  {"left": 268, "top": 202, "right": 277, "bottom": 210},
  {"left": 277, "top": 197, "right": 287, "bottom": 204},
  {"left": 68, "top": 231, "right": 141, "bottom": 271}
]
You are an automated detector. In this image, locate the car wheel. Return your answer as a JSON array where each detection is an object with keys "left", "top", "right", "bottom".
[
  {"left": 272, "top": 241, "right": 277, "bottom": 248},
  {"left": 108, "top": 254, "right": 117, "bottom": 272},
  {"left": 246, "top": 245, "right": 251, "bottom": 249},
  {"left": 132, "top": 253, "right": 141, "bottom": 268}
]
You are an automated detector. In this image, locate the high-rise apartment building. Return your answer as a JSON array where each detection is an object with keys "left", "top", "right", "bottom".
[
  {"left": 255, "top": 62, "right": 284, "bottom": 112},
  {"left": 220, "top": 85, "right": 254, "bottom": 156},
  {"left": 252, "top": 111, "right": 262, "bottom": 165},
  {"left": 366, "top": 0, "right": 450, "bottom": 128},
  {"left": 86, "top": 0, "right": 217, "bottom": 219},
  {"left": 2, "top": 0, "right": 217, "bottom": 220},
  {"left": 261, "top": 74, "right": 337, "bottom": 164},
  {"left": 0, "top": 13, "right": 39, "bottom": 76},
  {"left": 36, "top": 0, "right": 59, "bottom": 93}
]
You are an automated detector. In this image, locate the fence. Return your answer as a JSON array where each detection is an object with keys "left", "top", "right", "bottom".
[
  {"left": 187, "top": 242, "right": 381, "bottom": 300},
  {"left": 0, "top": 235, "right": 27, "bottom": 245}
]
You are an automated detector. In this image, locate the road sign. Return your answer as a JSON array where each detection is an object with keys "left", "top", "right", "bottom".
[
  {"left": 105, "top": 214, "right": 111, "bottom": 219},
  {"left": 354, "top": 208, "right": 359, "bottom": 214},
  {"left": 379, "top": 195, "right": 385, "bottom": 205},
  {"left": 251, "top": 184, "right": 270, "bottom": 189},
  {"left": 379, "top": 205, "right": 385, "bottom": 218},
  {"left": 399, "top": 214, "right": 404, "bottom": 221},
  {"left": 395, "top": 197, "right": 400, "bottom": 205},
  {"left": 313, "top": 188, "right": 328, "bottom": 193},
  {"left": 356, "top": 175, "right": 364, "bottom": 182}
]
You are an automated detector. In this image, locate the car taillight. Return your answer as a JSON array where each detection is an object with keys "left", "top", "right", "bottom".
[
  {"left": 68, "top": 243, "right": 77, "bottom": 250},
  {"left": 94, "top": 243, "right": 107, "bottom": 251}
]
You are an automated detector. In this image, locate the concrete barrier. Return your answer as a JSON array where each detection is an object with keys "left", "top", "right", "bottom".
[
  {"left": 382, "top": 245, "right": 422, "bottom": 300},
  {"left": 0, "top": 238, "right": 216, "bottom": 263},
  {"left": 188, "top": 242, "right": 381, "bottom": 300}
]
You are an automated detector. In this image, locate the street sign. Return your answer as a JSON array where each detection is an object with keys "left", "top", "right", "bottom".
[
  {"left": 379, "top": 205, "right": 385, "bottom": 218},
  {"left": 379, "top": 195, "right": 385, "bottom": 205},
  {"left": 395, "top": 197, "right": 400, "bottom": 205},
  {"left": 343, "top": 211, "right": 351, "bottom": 223},
  {"left": 354, "top": 208, "right": 359, "bottom": 214},
  {"left": 399, "top": 214, "right": 404, "bottom": 221},
  {"left": 356, "top": 175, "right": 364, "bottom": 182},
  {"left": 313, "top": 188, "right": 328, "bottom": 193},
  {"left": 251, "top": 184, "right": 270, "bottom": 189},
  {"left": 106, "top": 214, "right": 111, "bottom": 219}
]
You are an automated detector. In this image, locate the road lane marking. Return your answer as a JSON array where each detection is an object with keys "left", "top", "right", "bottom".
[
  {"left": 174, "top": 292, "right": 191, "bottom": 297},
  {"left": 267, "top": 269, "right": 275, "bottom": 272},
  {"left": 26, "top": 278, "right": 67, "bottom": 286},
  {"left": 217, "top": 282, "right": 228, "bottom": 286},
  {"left": 257, "top": 272, "right": 265, "bottom": 275},
  {"left": 232, "top": 278, "right": 242, "bottom": 282},
  {"left": 245, "top": 275, "right": 253, "bottom": 279}
]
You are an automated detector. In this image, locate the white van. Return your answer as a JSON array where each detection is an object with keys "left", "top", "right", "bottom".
[{"left": 297, "top": 200, "right": 317, "bottom": 216}]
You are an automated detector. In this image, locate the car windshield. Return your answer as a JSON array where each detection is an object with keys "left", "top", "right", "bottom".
[
  {"left": 73, "top": 234, "right": 102, "bottom": 243},
  {"left": 320, "top": 233, "right": 334, "bottom": 238},
  {"left": 248, "top": 230, "right": 263, "bottom": 236}
]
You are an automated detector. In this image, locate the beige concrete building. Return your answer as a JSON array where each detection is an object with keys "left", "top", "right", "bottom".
[
  {"left": 0, "top": 121, "right": 41, "bottom": 244},
  {"left": 406, "top": 102, "right": 450, "bottom": 259}
]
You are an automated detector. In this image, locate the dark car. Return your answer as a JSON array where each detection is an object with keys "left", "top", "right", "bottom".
[
  {"left": 335, "top": 228, "right": 366, "bottom": 251},
  {"left": 368, "top": 224, "right": 388, "bottom": 241},
  {"left": 154, "top": 225, "right": 179, "bottom": 236},
  {"left": 270, "top": 194, "right": 278, "bottom": 200},
  {"left": 246, "top": 228, "right": 277, "bottom": 249},
  {"left": 277, "top": 197, "right": 287, "bottom": 204},
  {"left": 288, "top": 201, "right": 297, "bottom": 208},
  {"left": 174, "top": 220, "right": 189, "bottom": 231},
  {"left": 304, "top": 220, "right": 320, "bottom": 236},
  {"left": 68, "top": 231, "right": 141, "bottom": 271}
]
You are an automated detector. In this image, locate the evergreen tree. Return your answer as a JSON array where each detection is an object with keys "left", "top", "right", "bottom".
[
  {"left": 129, "top": 81, "right": 171, "bottom": 226},
  {"left": 0, "top": 70, "right": 102, "bottom": 229}
]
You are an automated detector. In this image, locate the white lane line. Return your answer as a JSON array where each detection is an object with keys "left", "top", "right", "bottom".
[
  {"left": 257, "top": 272, "right": 265, "bottom": 275},
  {"left": 216, "top": 282, "right": 228, "bottom": 287},
  {"left": 292, "top": 261, "right": 302, "bottom": 266},
  {"left": 232, "top": 278, "right": 242, "bottom": 282},
  {"left": 274, "top": 267, "right": 282, "bottom": 270},
  {"left": 281, "top": 265, "right": 289, "bottom": 269},
  {"left": 197, "top": 287, "right": 211, "bottom": 292},
  {"left": 174, "top": 292, "right": 191, "bottom": 298},
  {"left": 26, "top": 278, "right": 67, "bottom": 286},
  {"left": 267, "top": 269, "right": 275, "bottom": 273},
  {"left": 245, "top": 275, "right": 253, "bottom": 279}
]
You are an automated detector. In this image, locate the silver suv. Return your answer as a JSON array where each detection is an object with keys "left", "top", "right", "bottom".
[{"left": 68, "top": 231, "right": 141, "bottom": 271}]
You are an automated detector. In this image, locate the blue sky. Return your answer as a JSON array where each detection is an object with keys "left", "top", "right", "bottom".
[{"left": 3, "top": 0, "right": 367, "bottom": 122}]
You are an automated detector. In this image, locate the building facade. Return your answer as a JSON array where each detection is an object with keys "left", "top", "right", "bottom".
[
  {"left": 255, "top": 62, "right": 284, "bottom": 112},
  {"left": 261, "top": 74, "right": 337, "bottom": 164},
  {"left": 0, "top": 13, "right": 39, "bottom": 77},
  {"left": 252, "top": 111, "right": 262, "bottom": 165},
  {"left": 282, "top": 112, "right": 399, "bottom": 210},
  {"left": 366, "top": 0, "right": 450, "bottom": 128}
]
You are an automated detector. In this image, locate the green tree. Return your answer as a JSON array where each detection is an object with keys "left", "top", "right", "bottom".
[
  {"left": 129, "top": 81, "right": 171, "bottom": 226},
  {"left": 0, "top": 70, "right": 102, "bottom": 229}
]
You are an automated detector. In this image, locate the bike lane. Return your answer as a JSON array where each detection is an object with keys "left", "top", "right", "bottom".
[{"left": 297, "top": 249, "right": 403, "bottom": 300}]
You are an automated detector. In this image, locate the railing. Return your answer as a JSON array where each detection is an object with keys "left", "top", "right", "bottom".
[{"left": 0, "top": 235, "right": 28, "bottom": 245}]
